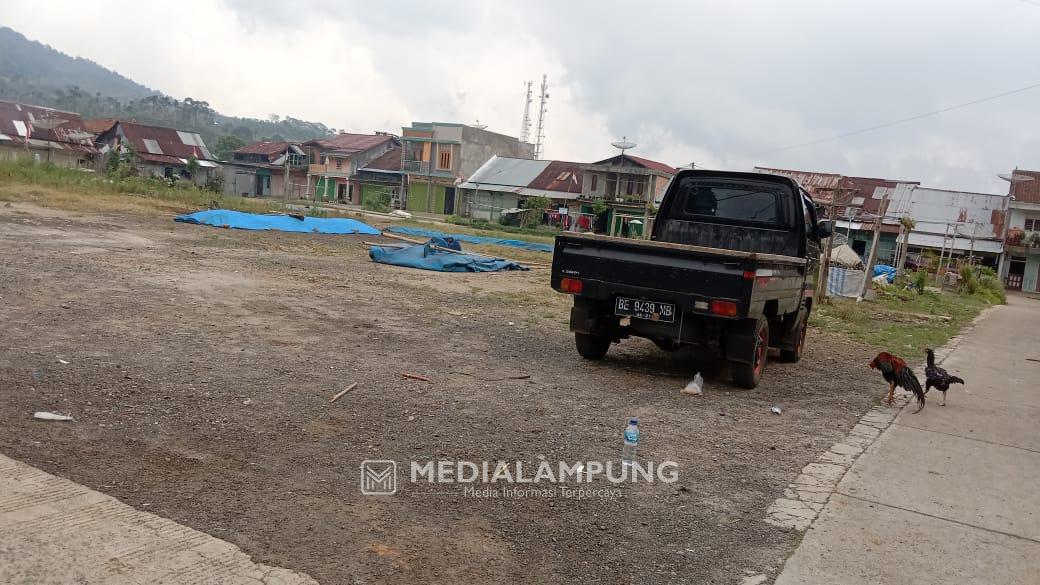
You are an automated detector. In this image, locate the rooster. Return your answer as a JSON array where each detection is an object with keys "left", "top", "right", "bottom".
[
  {"left": 924, "top": 348, "right": 964, "bottom": 406},
  {"left": 869, "top": 352, "right": 926, "bottom": 413}
]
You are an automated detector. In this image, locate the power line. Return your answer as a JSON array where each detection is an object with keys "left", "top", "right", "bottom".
[{"left": 756, "top": 80, "right": 1040, "bottom": 156}]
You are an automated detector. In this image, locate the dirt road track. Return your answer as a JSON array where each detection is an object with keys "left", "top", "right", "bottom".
[{"left": 0, "top": 203, "right": 880, "bottom": 584}]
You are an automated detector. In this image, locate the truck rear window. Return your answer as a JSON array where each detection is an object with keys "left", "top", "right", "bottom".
[{"left": 676, "top": 178, "right": 789, "bottom": 227}]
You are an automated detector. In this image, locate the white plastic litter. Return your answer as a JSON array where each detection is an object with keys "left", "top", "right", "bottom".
[
  {"left": 389, "top": 210, "right": 412, "bottom": 219},
  {"left": 771, "top": 406, "right": 782, "bottom": 415},
  {"left": 56, "top": 357, "right": 69, "bottom": 364},
  {"left": 33, "top": 412, "right": 73, "bottom": 421},
  {"left": 681, "top": 373, "right": 704, "bottom": 395}
]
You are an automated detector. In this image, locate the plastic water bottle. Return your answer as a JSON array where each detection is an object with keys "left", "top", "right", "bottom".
[{"left": 622, "top": 418, "right": 639, "bottom": 467}]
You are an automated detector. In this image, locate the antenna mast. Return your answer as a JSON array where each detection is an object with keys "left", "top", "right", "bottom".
[
  {"left": 534, "top": 74, "right": 549, "bottom": 160},
  {"left": 519, "top": 81, "right": 533, "bottom": 144}
]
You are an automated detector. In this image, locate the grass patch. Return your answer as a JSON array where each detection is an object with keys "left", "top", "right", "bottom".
[
  {"left": 0, "top": 159, "right": 278, "bottom": 215},
  {"left": 810, "top": 286, "right": 995, "bottom": 357}
]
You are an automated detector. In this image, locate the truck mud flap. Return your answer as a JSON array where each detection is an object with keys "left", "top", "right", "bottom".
[
  {"left": 569, "top": 301, "right": 619, "bottom": 338},
  {"left": 724, "top": 319, "right": 758, "bottom": 365}
]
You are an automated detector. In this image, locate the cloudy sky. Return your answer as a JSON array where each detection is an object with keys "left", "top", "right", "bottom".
[{"left": 4, "top": 0, "right": 1039, "bottom": 192}]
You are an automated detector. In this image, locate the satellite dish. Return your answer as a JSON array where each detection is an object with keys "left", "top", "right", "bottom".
[
  {"left": 30, "top": 117, "right": 68, "bottom": 129},
  {"left": 610, "top": 136, "right": 637, "bottom": 157}
]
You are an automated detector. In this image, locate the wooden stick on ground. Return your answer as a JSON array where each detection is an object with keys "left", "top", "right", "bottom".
[
  {"left": 329, "top": 382, "right": 358, "bottom": 403},
  {"left": 401, "top": 372, "right": 431, "bottom": 382}
]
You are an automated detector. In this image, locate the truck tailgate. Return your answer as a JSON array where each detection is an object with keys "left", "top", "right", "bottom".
[{"left": 552, "top": 235, "right": 752, "bottom": 310}]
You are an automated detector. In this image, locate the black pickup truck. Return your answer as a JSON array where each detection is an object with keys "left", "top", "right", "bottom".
[{"left": 550, "top": 169, "right": 832, "bottom": 388}]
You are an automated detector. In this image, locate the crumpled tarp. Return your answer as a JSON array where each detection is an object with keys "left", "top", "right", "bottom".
[
  {"left": 369, "top": 238, "right": 528, "bottom": 272},
  {"left": 175, "top": 209, "right": 380, "bottom": 235},
  {"left": 873, "top": 264, "right": 897, "bottom": 283},
  {"left": 830, "top": 243, "right": 865, "bottom": 269},
  {"left": 387, "top": 226, "right": 553, "bottom": 253}
]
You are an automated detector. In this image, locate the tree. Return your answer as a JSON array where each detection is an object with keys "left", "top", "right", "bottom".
[
  {"left": 185, "top": 155, "right": 200, "bottom": 180},
  {"left": 214, "top": 135, "right": 246, "bottom": 161},
  {"left": 896, "top": 215, "right": 916, "bottom": 277}
]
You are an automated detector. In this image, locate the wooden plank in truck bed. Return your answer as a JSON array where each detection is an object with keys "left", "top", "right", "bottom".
[{"left": 557, "top": 233, "right": 807, "bottom": 266}]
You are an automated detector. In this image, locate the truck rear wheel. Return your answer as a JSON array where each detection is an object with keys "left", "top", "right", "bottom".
[
  {"left": 780, "top": 314, "right": 807, "bottom": 363},
  {"left": 732, "top": 317, "right": 768, "bottom": 389},
  {"left": 575, "top": 333, "right": 611, "bottom": 360}
]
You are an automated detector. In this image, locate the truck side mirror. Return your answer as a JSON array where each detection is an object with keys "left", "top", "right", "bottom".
[{"left": 817, "top": 220, "right": 834, "bottom": 239}]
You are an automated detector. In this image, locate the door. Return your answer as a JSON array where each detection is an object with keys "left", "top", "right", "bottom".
[
  {"left": 337, "top": 183, "right": 347, "bottom": 201},
  {"left": 444, "top": 187, "right": 456, "bottom": 215},
  {"left": 1007, "top": 260, "right": 1025, "bottom": 290}
]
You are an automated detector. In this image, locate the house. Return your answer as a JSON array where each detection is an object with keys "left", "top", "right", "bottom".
[
  {"left": 457, "top": 156, "right": 584, "bottom": 222},
  {"left": 222, "top": 141, "right": 307, "bottom": 199},
  {"left": 401, "top": 122, "right": 534, "bottom": 215},
  {"left": 302, "top": 132, "right": 398, "bottom": 203},
  {"left": 889, "top": 186, "right": 1007, "bottom": 271},
  {"left": 95, "top": 121, "right": 219, "bottom": 185},
  {"left": 0, "top": 100, "right": 98, "bottom": 167},
  {"left": 581, "top": 153, "right": 676, "bottom": 235},
  {"left": 1001, "top": 169, "right": 1040, "bottom": 291},
  {"left": 356, "top": 146, "right": 405, "bottom": 210}
]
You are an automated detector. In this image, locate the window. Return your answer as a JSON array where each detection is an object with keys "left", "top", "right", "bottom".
[
  {"left": 335, "top": 158, "right": 342, "bottom": 170},
  {"left": 320, "top": 155, "right": 327, "bottom": 165},
  {"left": 1026, "top": 218, "right": 1036, "bottom": 231},
  {"left": 678, "top": 178, "right": 786, "bottom": 226},
  {"left": 626, "top": 180, "right": 634, "bottom": 196},
  {"left": 590, "top": 174, "right": 598, "bottom": 191},
  {"left": 438, "top": 146, "right": 452, "bottom": 170}
]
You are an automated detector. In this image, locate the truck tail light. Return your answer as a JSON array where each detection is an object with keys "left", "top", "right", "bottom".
[
  {"left": 560, "top": 277, "right": 583, "bottom": 294},
  {"left": 710, "top": 300, "right": 738, "bottom": 317},
  {"left": 743, "top": 270, "right": 756, "bottom": 280}
]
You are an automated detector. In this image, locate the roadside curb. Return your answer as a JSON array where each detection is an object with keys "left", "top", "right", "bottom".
[{"left": 762, "top": 302, "right": 1003, "bottom": 532}]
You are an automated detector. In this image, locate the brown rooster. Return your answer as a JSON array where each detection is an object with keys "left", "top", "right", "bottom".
[{"left": 869, "top": 352, "right": 926, "bottom": 413}]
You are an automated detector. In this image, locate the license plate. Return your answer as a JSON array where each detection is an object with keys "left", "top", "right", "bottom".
[{"left": 615, "top": 297, "right": 676, "bottom": 323}]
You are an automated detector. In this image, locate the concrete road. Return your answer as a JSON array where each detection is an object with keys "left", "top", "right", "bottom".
[
  {"left": 776, "top": 294, "right": 1040, "bottom": 585},
  {"left": 0, "top": 454, "right": 317, "bottom": 584}
]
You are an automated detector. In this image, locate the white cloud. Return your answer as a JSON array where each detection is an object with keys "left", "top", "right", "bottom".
[{"left": 3, "top": 0, "right": 1040, "bottom": 192}]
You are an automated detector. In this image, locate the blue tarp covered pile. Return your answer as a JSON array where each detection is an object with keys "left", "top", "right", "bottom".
[
  {"left": 369, "top": 237, "right": 528, "bottom": 272},
  {"left": 873, "top": 264, "right": 897, "bottom": 283},
  {"left": 175, "top": 210, "right": 380, "bottom": 235},
  {"left": 387, "top": 226, "right": 553, "bottom": 253}
]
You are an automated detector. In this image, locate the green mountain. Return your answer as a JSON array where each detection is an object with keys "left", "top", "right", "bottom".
[{"left": 0, "top": 26, "right": 333, "bottom": 153}]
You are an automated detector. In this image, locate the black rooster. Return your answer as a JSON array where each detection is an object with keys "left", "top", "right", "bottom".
[
  {"left": 869, "top": 352, "right": 927, "bottom": 413},
  {"left": 925, "top": 348, "right": 964, "bottom": 406}
]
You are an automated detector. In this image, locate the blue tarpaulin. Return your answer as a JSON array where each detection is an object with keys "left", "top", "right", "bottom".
[
  {"left": 387, "top": 226, "right": 553, "bottom": 253},
  {"left": 175, "top": 210, "right": 380, "bottom": 235},
  {"left": 873, "top": 264, "right": 897, "bottom": 283},
  {"left": 369, "top": 238, "right": 528, "bottom": 272}
]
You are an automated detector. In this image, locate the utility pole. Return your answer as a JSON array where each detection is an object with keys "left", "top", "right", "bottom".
[
  {"left": 936, "top": 223, "right": 951, "bottom": 282},
  {"left": 816, "top": 185, "right": 845, "bottom": 303},
  {"left": 283, "top": 147, "right": 291, "bottom": 209},
  {"left": 859, "top": 190, "right": 891, "bottom": 301},
  {"left": 895, "top": 218, "right": 912, "bottom": 278}
]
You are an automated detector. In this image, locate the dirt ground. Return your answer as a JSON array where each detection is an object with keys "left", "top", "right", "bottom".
[{"left": 0, "top": 201, "right": 881, "bottom": 584}]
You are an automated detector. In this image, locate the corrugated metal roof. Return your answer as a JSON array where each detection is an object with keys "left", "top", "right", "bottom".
[
  {"left": 304, "top": 132, "right": 394, "bottom": 154},
  {"left": 361, "top": 147, "right": 403, "bottom": 172},
  {"left": 110, "top": 122, "right": 215, "bottom": 161},
  {"left": 908, "top": 232, "right": 1003, "bottom": 254},
  {"left": 753, "top": 166, "right": 842, "bottom": 203},
  {"left": 1009, "top": 169, "right": 1040, "bottom": 205},
  {"left": 235, "top": 140, "right": 294, "bottom": 157},
  {"left": 464, "top": 156, "right": 550, "bottom": 188},
  {"left": 527, "top": 160, "right": 584, "bottom": 193},
  {"left": 0, "top": 100, "right": 98, "bottom": 154},
  {"left": 593, "top": 154, "right": 676, "bottom": 175},
  {"left": 903, "top": 187, "right": 1007, "bottom": 240}
]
